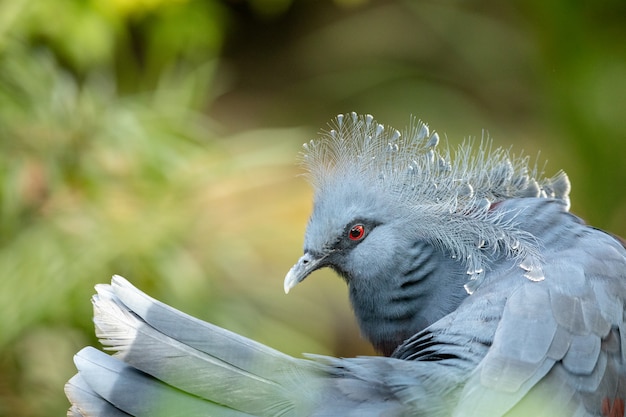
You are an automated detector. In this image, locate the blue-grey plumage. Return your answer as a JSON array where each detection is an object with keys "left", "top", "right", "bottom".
[
  {"left": 67, "top": 113, "right": 626, "bottom": 417},
  {"left": 284, "top": 113, "right": 573, "bottom": 355}
]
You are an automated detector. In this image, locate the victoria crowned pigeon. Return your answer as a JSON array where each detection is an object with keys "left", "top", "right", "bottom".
[{"left": 66, "top": 113, "right": 626, "bottom": 417}]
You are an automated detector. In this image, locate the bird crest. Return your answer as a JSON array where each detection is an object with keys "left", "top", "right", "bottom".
[{"left": 301, "top": 113, "right": 571, "bottom": 293}]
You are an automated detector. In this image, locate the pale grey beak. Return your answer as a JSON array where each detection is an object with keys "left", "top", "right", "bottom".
[{"left": 284, "top": 252, "right": 326, "bottom": 294}]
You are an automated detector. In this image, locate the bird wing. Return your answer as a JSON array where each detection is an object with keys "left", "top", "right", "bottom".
[
  {"left": 66, "top": 275, "right": 470, "bottom": 417},
  {"left": 390, "top": 200, "right": 626, "bottom": 417},
  {"left": 453, "top": 216, "right": 626, "bottom": 416}
]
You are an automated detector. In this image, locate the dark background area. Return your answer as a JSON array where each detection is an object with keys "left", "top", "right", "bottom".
[{"left": 0, "top": 1, "right": 624, "bottom": 415}]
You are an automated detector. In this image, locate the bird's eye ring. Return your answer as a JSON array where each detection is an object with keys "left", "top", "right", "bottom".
[{"left": 348, "top": 224, "right": 365, "bottom": 241}]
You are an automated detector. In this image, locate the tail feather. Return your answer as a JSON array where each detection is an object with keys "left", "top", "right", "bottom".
[
  {"left": 91, "top": 276, "right": 323, "bottom": 417},
  {"left": 107, "top": 275, "right": 304, "bottom": 376},
  {"left": 64, "top": 369, "right": 133, "bottom": 417},
  {"left": 71, "top": 347, "right": 251, "bottom": 417}
]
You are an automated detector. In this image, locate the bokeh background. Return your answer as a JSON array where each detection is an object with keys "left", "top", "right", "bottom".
[{"left": 1, "top": 0, "right": 625, "bottom": 415}]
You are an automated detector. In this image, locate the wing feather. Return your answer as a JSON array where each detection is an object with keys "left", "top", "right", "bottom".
[{"left": 93, "top": 276, "right": 324, "bottom": 417}]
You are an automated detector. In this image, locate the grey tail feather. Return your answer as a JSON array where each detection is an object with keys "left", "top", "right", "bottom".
[
  {"left": 68, "top": 347, "right": 253, "bottom": 417},
  {"left": 65, "top": 371, "right": 132, "bottom": 417},
  {"left": 67, "top": 275, "right": 325, "bottom": 417}
]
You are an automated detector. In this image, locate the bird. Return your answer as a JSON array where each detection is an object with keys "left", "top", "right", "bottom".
[{"left": 66, "top": 113, "right": 626, "bottom": 417}]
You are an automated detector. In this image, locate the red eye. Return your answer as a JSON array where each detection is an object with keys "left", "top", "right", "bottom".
[{"left": 349, "top": 224, "right": 365, "bottom": 241}]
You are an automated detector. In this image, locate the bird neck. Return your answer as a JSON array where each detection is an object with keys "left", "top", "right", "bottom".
[{"left": 348, "top": 242, "right": 469, "bottom": 356}]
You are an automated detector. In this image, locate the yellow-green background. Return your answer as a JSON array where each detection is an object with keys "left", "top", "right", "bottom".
[{"left": 1, "top": 1, "right": 624, "bottom": 416}]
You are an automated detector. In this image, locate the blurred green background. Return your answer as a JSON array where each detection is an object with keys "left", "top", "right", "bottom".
[{"left": 0, "top": 0, "right": 624, "bottom": 415}]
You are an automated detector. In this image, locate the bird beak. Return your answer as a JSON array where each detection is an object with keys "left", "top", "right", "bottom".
[{"left": 284, "top": 252, "right": 326, "bottom": 294}]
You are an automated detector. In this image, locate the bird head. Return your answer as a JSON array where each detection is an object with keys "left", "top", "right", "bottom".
[
  {"left": 284, "top": 172, "right": 414, "bottom": 292},
  {"left": 286, "top": 113, "right": 570, "bottom": 293},
  {"left": 283, "top": 113, "right": 418, "bottom": 294}
]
